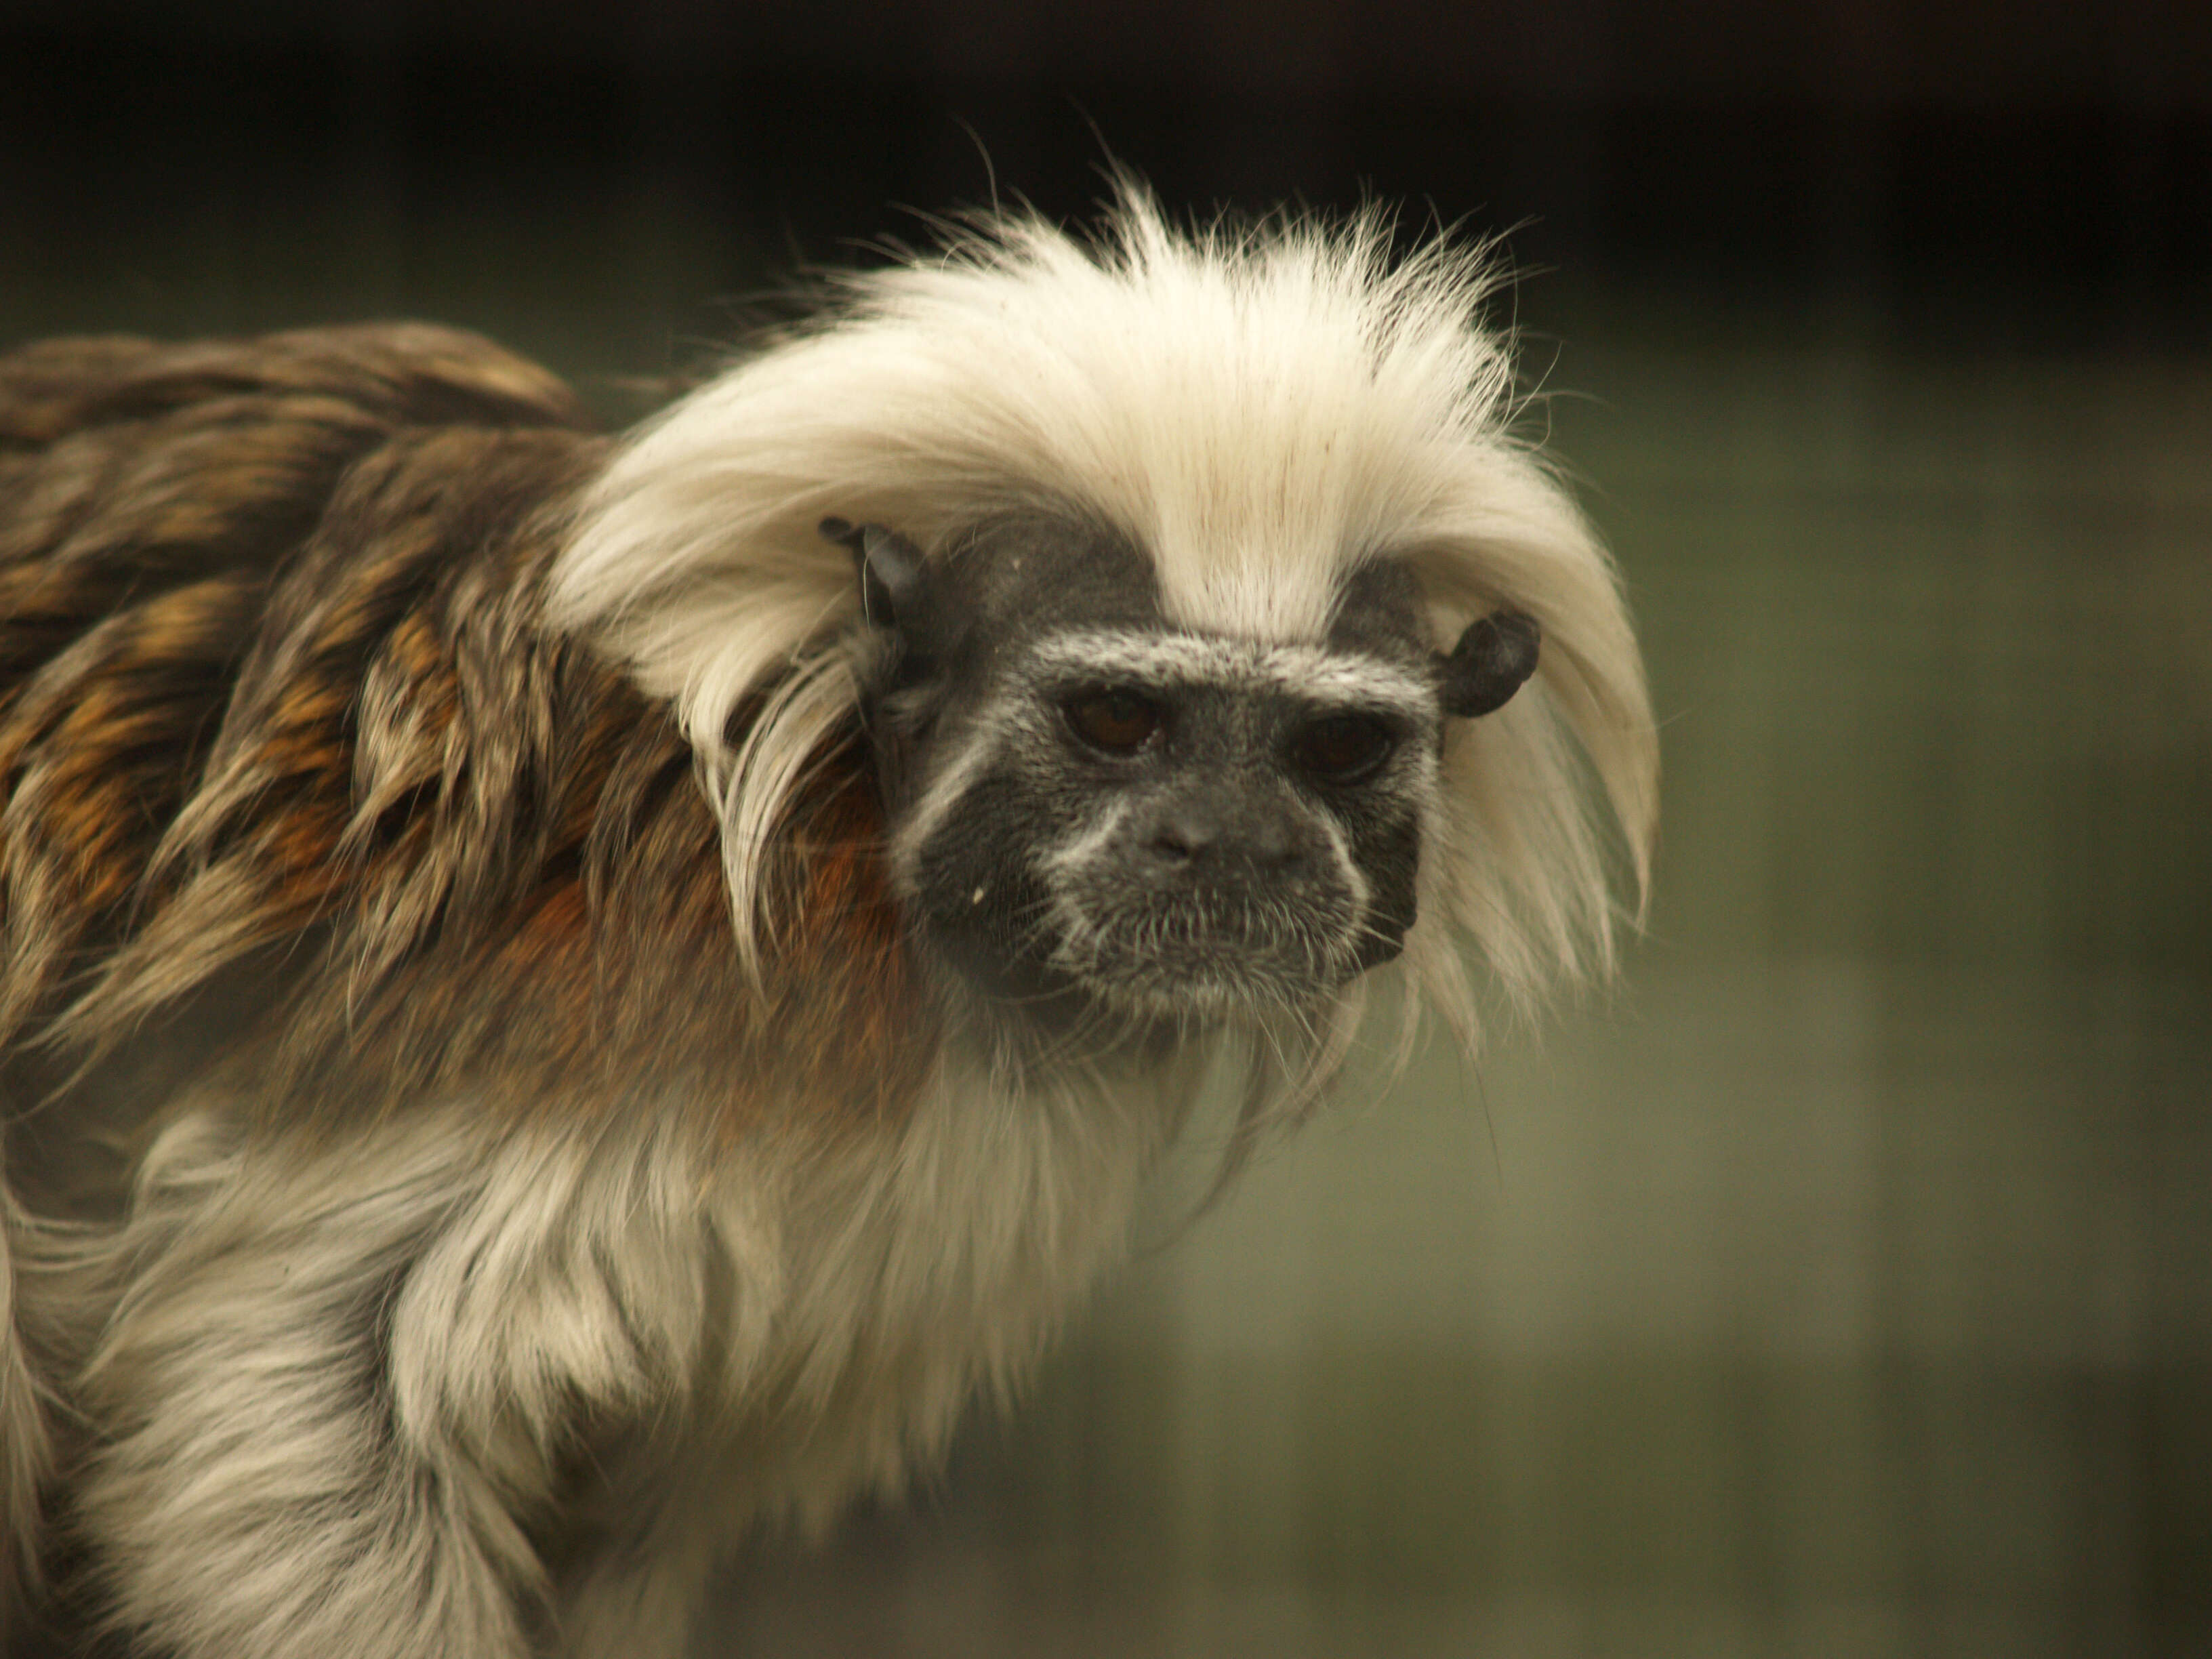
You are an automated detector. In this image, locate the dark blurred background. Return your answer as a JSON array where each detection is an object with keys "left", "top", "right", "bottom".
[{"left": 5, "top": 4, "right": 2207, "bottom": 1654}]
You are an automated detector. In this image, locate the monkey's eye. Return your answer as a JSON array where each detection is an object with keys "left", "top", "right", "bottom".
[
  {"left": 1065, "top": 688, "right": 1164, "bottom": 756},
  {"left": 1292, "top": 714, "right": 1397, "bottom": 783}
]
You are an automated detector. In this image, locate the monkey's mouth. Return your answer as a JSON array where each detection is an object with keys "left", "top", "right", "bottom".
[{"left": 1046, "top": 887, "right": 1369, "bottom": 1017}]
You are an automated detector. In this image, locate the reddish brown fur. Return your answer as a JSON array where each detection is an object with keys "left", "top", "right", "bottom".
[{"left": 0, "top": 325, "right": 928, "bottom": 1178}]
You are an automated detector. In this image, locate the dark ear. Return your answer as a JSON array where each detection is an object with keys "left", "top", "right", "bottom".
[
  {"left": 1437, "top": 609, "right": 1541, "bottom": 718},
  {"left": 820, "top": 518, "right": 928, "bottom": 632}
]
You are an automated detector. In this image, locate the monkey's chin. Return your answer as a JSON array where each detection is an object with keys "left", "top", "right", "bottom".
[
  {"left": 922, "top": 907, "right": 1380, "bottom": 1037},
  {"left": 1053, "top": 941, "right": 1373, "bottom": 1028},
  {"left": 948, "top": 955, "right": 1345, "bottom": 1032}
]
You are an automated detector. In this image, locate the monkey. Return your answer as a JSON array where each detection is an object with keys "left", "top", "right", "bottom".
[{"left": 0, "top": 188, "right": 1656, "bottom": 1657}]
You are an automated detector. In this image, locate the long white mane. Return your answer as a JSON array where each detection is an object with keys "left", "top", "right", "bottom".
[{"left": 548, "top": 186, "right": 1657, "bottom": 1055}]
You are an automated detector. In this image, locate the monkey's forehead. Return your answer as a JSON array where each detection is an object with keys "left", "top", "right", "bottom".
[{"left": 1023, "top": 630, "right": 1436, "bottom": 714}]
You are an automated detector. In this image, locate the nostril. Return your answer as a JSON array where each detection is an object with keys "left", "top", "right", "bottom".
[
  {"left": 1143, "top": 804, "right": 1218, "bottom": 865},
  {"left": 1147, "top": 818, "right": 1207, "bottom": 864}
]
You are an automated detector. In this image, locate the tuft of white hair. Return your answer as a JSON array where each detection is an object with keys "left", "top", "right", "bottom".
[{"left": 549, "top": 185, "right": 1657, "bottom": 1056}]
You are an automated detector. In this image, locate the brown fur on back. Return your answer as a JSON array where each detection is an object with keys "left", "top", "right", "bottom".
[{"left": 0, "top": 325, "right": 924, "bottom": 1186}]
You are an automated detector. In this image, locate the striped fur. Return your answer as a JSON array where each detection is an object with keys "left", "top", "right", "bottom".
[{"left": 1, "top": 191, "right": 1656, "bottom": 1658}]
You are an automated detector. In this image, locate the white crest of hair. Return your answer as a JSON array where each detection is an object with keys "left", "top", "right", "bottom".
[{"left": 550, "top": 180, "right": 1657, "bottom": 1029}]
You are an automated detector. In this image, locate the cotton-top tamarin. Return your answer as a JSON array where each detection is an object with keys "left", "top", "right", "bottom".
[{"left": 0, "top": 190, "right": 1655, "bottom": 1658}]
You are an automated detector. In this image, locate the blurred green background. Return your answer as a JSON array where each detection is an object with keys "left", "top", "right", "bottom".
[{"left": 4, "top": 5, "right": 2207, "bottom": 1654}]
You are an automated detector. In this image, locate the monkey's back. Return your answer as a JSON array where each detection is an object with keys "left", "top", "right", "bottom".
[{"left": 0, "top": 326, "right": 920, "bottom": 1171}]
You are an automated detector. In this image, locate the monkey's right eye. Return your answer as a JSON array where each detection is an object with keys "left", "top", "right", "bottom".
[{"left": 1064, "top": 688, "right": 1164, "bottom": 756}]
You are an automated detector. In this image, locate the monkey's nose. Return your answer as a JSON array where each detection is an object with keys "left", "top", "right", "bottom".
[
  {"left": 1141, "top": 800, "right": 1303, "bottom": 873},
  {"left": 1143, "top": 802, "right": 1211, "bottom": 864}
]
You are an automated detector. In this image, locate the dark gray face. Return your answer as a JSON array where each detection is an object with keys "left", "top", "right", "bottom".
[{"left": 825, "top": 515, "right": 1536, "bottom": 1021}]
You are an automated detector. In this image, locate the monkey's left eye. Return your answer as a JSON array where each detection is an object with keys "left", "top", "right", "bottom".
[
  {"left": 1065, "top": 688, "right": 1164, "bottom": 755},
  {"left": 1292, "top": 714, "right": 1397, "bottom": 783}
]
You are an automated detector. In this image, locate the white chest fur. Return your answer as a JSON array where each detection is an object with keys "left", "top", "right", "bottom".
[{"left": 43, "top": 1044, "right": 1194, "bottom": 1658}]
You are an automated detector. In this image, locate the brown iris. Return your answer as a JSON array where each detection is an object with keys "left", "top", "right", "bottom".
[
  {"left": 1292, "top": 713, "right": 1396, "bottom": 783},
  {"left": 1065, "top": 687, "right": 1163, "bottom": 754}
]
